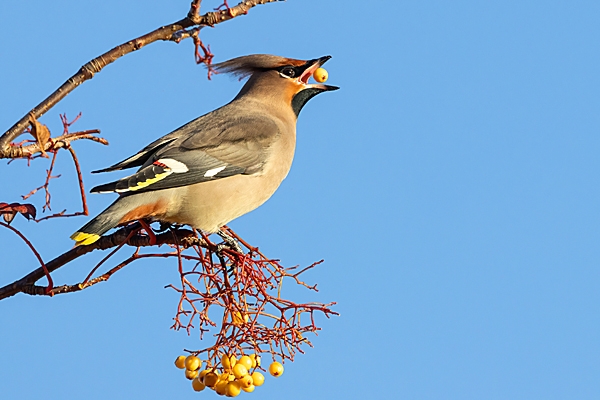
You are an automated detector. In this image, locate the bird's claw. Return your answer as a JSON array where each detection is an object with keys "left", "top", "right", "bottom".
[{"left": 216, "top": 230, "right": 243, "bottom": 254}]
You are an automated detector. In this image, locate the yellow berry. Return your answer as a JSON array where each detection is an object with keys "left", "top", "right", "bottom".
[
  {"left": 250, "top": 354, "right": 261, "bottom": 368},
  {"left": 198, "top": 369, "right": 210, "bottom": 381},
  {"left": 185, "top": 355, "right": 201, "bottom": 371},
  {"left": 313, "top": 67, "right": 328, "bottom": 83},
  {"left": 192, "top": 378, "right": 206, "bottom": 392},
  {"left": 232, "top": 363, "right": 248, "bottom": 379},
  {"left": 238, "top": 355, "right": 253, "bottom": 370},
  {"left": 215, "top": 380, "right": 228, "bottom": 396},
  {"left": 242, "top": 384, "right": 255, "bottom": 393},
  {"left": 269, "top": 362, "right": 284, "bottom": 377},
  {"left": 238, "top": 374, "right": 253, "bottom": 389},
  {"left": 217, "top": 372, "right": 233, "bottom": 382},
  {"left": 221, "top": 354, "right": 237, "bottom": 369},
  {"left": 203, "top": 372, "right": 219, "bottom": 388},
  {"left": 226, "top": 381, "right": 242, "bottom": 397},
  {"left": 185, "top": 369, "right": 199, "bottom": 380},
  {"left": 251, "top": 371, "right": 265, "bottom": 387},
  {"left": 174, "top": 355, "right": 186, "bottom": 369}
]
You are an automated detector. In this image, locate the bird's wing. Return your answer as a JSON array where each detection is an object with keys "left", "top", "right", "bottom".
[
  {"left": 91, "top": 137, "right": 178, "bottom": 173},
  {"left": 90, "top": 116, "right": 280, "bottom": 194}
]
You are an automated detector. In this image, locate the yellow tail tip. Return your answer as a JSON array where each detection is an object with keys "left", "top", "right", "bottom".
[{"left": 70, "top": 232, "right": 101, "bottom": 246}]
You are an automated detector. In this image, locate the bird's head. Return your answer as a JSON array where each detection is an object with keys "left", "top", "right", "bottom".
[{"left": 213, "top": 54, "right": 339, "bottom": 117}]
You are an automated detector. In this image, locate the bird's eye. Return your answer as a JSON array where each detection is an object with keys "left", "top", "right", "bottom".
[{"left": 280, "top": 67, "right": 296, "bottom": 78}]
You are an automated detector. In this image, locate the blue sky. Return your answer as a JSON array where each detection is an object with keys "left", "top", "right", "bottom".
[{"left": 2, "top": 1, "right": 600, "bottom": 399}]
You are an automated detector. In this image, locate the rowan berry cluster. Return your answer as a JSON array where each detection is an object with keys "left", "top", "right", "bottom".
[
  {"left": 165, "top": 226, "right": 337, "bottom": 395},
  {"left": 175, "top": 353, "right": 284, "bottom": 396}
]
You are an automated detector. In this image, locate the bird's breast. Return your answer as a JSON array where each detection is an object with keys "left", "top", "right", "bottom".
[{"left": 161, "top": 126, "right": 297, "bottom": 232}]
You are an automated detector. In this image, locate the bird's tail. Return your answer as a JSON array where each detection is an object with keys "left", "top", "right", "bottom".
[{"left": 70, "top": 199, "right": 129, "bottom": 246}]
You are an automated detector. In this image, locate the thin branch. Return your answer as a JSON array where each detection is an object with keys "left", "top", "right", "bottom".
[
  {"left": 0, "top": 0, "right": 283, "bottom": 150},
  {"left": 22, "top": 148, "right": 60, "bottom": 211},
  {"left": 67, "top": 145, "right": 88, "bottom": 216},
  {"left": 0, "top": 130, "right": 105, "bottom": 159},
  {"left": 0, "top": 227, "right": 206, "bottom": 301},
  {"left": 82, "top": 229, "right": 136, "bottom": 285},
  {"left": 0, "top": 221, "right": 53, "bottom": 293},
  {"left": 34, "top": 145, "right": 90, "bottom": 222},
  {"left": 19, "top": 252, "right": 142, "bottom": 297},
  {"left": 188, "top": 0, "right": 203, "bottom": 20}
]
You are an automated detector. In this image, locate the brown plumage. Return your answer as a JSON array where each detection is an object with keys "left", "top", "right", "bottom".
[{"left": 71, "top": 54, "right": 339, "bottom": 246}]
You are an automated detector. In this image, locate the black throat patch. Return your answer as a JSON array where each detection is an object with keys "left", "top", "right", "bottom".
[{"left": 291, "top": 88, "right": 324, "bottom": 117}]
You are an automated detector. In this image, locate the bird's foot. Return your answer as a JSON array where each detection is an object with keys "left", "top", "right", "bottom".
[
  {"left": 138, "top": 219, "right": 157, "bottom": 246},
  {"left": 216, "top": 229, "right": 243, "bottom": 254}
]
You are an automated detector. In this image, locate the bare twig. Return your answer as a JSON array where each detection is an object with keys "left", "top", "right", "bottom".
[
  {"left": 0, "top": 0, "right": 283, "bottom": 150},
  {"left": 22, "top": 149, "right": 60, "bottom": 211},
  {"left": 188, "top": 0, "right": 203, "bottom": 20},
  {"left": 165, "top": 230, "right": 337, "bottom": 366},
  {"left": 18, "top": 251, "right": 143, "bottom": 296},
  {"left": 0, "top": 226, "right": 205, "bottom": 300},
  {"left": 82, "top": 229, "right": 137, "bottom": 285},
  {"left": 0, "top": 130, "right": 105, "bottom": 159},
  {"left": 0, "top": 221, "right": 53, "bottom": 294},
  {"left": 35, "top": 145, "right": 90, "bottom": 222}
]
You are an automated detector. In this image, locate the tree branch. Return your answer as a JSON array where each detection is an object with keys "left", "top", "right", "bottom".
[
  {"left": 0, "top": 226, "right": 207, "bottom": 300},
  {"left": 0, "top": 130, "right": 106, "bottom": 159},
  {"left": 0, "top": 0, "right": 282, "bottom": 150}
]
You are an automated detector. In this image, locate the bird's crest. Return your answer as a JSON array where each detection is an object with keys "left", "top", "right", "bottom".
[{"left": 212, "top": 54, "right": 306, "bottom": 79}]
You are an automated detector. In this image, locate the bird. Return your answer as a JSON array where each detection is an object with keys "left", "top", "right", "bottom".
[{"left": 70, "top": 54, "right": 339, "bottom": 246}]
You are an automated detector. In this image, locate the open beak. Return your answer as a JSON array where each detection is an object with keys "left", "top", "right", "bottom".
[{"left": 298, "top": 55, "right": 339, "bottom": 91}]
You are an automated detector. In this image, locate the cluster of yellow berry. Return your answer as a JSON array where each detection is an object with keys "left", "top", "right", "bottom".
[{"left": 175, "top": 353, "right": 284, "bottom": 396}]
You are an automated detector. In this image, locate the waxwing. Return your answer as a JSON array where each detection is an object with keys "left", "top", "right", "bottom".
[{"left": 71, "top": 54, "right": 338, "bottom": 246}]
